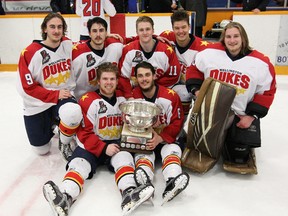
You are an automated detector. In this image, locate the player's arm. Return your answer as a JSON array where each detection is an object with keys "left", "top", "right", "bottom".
[
  {"left": 18, "top": 52, "right": 59, "bottom": 103},
  {"left": 159, "top": 30, "right": 176, "bottom": 45},
  {"left": 157, "top": 45, "right": 181, "bottom": 88},
  {"left": 185, "top": 64, "right": 204, "bottom": 95},
  {"left": 117, "top": 48, "right": 134, "bottom": 98},
  {"left": 160, "top": 95, "right": 184, "bottom": 143},
  {"left": 77, "top": 97, "right": 107, "bottom": 157},
  {"left": 75, "top": 0, "right": 82, "bottom": 16},
  {"left": 168, "top": 47, "right": 181, "bottom": 86},
  {"left": 103, "top": 0, "right": 116, "bottom": 17},
  {"left": 117, "top": 76, "right": 133, "bottom": 99},
  {"left": 246, "top": 57, "right": 276, "bottom": 119}
]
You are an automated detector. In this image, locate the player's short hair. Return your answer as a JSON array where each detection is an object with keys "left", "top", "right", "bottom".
[
  {"left": 87, "top": 17, "right": 108, "bottom": 33},
  {"left": 171, "top": 10, "right": 190, "bottom": 26},
  {"left": 136, "top": 16, "right": 154, "bottom": 30},
  {"left": 96, "top": 62, "right": 119, "bottom": 80},
  {"left": 134, "top": 61, "right": 155, "bottom": 77},
  {"left": 219, "top": 21, "right": 253, "bottom": 55},
  {"left": 41, "top": 12, "right": 67, "bottom": 40}
]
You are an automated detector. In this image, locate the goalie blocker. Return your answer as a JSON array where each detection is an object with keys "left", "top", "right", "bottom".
[{"left": 181, "top": 78, "right": 236, "bottom": 173}]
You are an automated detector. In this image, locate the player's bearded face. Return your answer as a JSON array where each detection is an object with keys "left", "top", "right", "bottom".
[
  {"left": 136, "top": 68, "right": 155, "bottom": 92},
  {"left": 45, "top": 18, "right": 64, "bottom": 43},
  {"left": 98, "top": 72, "right": 117, "bottom": 98},
  {"left": 224, "top": 27, "right": 242, "bottom": 56}
]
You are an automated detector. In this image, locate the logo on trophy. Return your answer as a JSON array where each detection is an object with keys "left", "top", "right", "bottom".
[{"left": 119, "top": 100, "right": 161, "bottom": 154}]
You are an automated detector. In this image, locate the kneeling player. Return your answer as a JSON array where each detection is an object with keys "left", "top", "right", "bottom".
[{"left": 184, "top": 22, "right": 276, "bottom": 174}]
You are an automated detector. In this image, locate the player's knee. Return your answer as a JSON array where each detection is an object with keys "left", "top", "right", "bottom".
[
  {"left": 161, "top": 143, "right": 182, "bottom": 158},
  {"left": 112, "top": 151, "right": 133, "bottom": 164},
  {"left": 59, "top": 102, "right": 82, "bottom": 125},
  {"left": 59, "top": 103, "right": 83, "bottom": 136},
  {"left": 68, "top": 157, "right": 91, "bottom": 180},
  {"left": 31, "top": 142, "right": 51, "bottom": 155},
  {"left": 135, "top": 152, "right": 155, "bottom": 165},
  {"left": 111, "top": 151, "right": 134, "bottom": 171}
]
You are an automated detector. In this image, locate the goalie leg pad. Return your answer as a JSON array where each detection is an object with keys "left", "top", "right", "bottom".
[{"left": 182, "top": 78, "right": 236, "bottom": 173}]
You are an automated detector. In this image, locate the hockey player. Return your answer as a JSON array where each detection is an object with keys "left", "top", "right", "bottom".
[
  {"left": 132, "top": 61, "right": 189, "bottom": 205},
  {"left": 43, "top": 62, "right": 154, "bottom": 216},
  {"left": 186, "top": 22, "right": 276, "bottom": 174},
  {"left": 17, "top": 13, "right": 82, "bottom": 161},
  {"left": 72, "top": 17, "right": 123, "bottom": 100},
  {"left": 75, "top": 0, "right": 116, "bottom": 41},
  {"left": 118, "top": 15, "right": 181, "bottom": 99},
  {"left": 160, "top": 10, "right": 209, "bottom": 114}
]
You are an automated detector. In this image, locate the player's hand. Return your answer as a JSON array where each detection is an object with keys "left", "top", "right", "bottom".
[
  {"left": 59, "top": 89, "right": 72, "bottom": 99},
  {"left": 106, "top": 144, "right": 120, "bottom": 156},
  {"left": 106, "top": 33, "right": 124, "bottom": 43},
  {"left": 152, "top": 118, "right": 161, "bottom": 128},
  {"left": 146, "top": 130, "right": 163, "bottom": 150},
  {"left": 236, "top": 115, "right": 255, "bottom": 129},
  {"left": 252, "top": 8, "right": 261, "bottom": 14},
  {"left": 156, "top": 36, "right": 172, "bottom": 45},
  {"left": 171, "top": 3, "right": 177, "bottom": 9}
]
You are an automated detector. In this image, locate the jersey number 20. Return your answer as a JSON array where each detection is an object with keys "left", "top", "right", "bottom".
[{"left": 82, "top": 0, "right": 101, "bottom": 16}]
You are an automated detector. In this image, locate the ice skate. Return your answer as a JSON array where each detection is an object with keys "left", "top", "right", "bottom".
[
  {"left": 134, "top": 167, "right": 153, "bottom": 187},
  {"left": 134, "top": 167, "right": 155, "bottom": 205},
  {"left": 223, "top": 148, "right": 258, "bottom": 175},
  {"left": 43, "top": 181, "right": 73, "bottom": 216},
  {"left": 121, "top": 184, "right": 154, "bottom": 216},
  {"left": 58, "top": 138, "right": 74, "bottom": 162},
  {"left": 162, "top": 172, "right": 189, "bottom": 205}
]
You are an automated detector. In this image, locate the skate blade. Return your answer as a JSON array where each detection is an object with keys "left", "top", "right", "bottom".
[
  {"left": 148, "top": 196, "right": 154, "bottom": 206},
  {"left": 161, "top": 175, "right": 189, "bottom": 206},
  {"left": 43, "top": 184, "right": 60, "bottom": 216}
]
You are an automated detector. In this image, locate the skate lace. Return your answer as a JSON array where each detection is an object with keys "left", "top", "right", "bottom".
[{"left": 59, "top": 141, "right": 73, "bottom": 159}]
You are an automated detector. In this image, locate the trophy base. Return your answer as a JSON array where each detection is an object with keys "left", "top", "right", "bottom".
[{"left": 120, "top": 124, "right": 153, "bottom": 154}]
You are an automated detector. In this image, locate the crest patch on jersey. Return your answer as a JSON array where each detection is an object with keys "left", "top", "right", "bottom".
[
  {"left": 86, "top": 54, "right": 96, "bottom": 67},
  {"left": 132, "top": 51, "right": 143, "bottom": 63},
  {"left": 98, "top": 101, "right": 107, "bottom": 114},
  {"left": 40, "top": 50, "right": 50, "bottom": 64}
]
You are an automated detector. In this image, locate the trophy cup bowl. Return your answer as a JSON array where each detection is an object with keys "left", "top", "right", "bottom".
[{"left": 119, "top": 100, "right": 161, "bottom": 133}]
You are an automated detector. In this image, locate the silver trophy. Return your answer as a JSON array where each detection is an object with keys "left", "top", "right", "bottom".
[{"left": 119, "top": 100, "right": 161, "bottom": 153}]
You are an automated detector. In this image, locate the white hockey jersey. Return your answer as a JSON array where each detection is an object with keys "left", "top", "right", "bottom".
[
  {"left": 17, "top": 37, "right": 75, "bottom": 116},
  {"left": 160, "top": 30, "right": 209, "bottom": 83},
  {"left": 118, "top": 39, "right": 181, "bottom": 98},
  {"left": 76, "top": 90, "right": 126, "bottom": 157},
  {"left": 72, "top": 38, "right": 123, "bottom": 99},
  {"left": 188, "top": 43, "right": 276, "bottom": 116}
]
